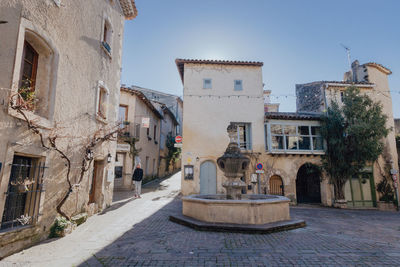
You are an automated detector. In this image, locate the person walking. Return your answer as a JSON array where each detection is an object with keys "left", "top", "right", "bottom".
[{"left": 132, "top": 163, "right": 143, "bottom": 198}]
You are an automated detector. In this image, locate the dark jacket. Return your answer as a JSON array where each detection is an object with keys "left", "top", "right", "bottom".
[{"left": 132, "top": 168, "right": 143, "bottom": 181}]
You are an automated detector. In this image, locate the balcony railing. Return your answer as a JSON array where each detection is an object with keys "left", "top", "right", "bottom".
[{"left": 118, "top": 121, "right": 140, "bottom": 140}]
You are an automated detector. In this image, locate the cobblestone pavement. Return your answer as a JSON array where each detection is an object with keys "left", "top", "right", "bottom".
[
  {"left": 2, "top": 171, "right": 400, "bottom": 267},
  {"left": 82, "top": 200, "right": 400, "bottom": 266}
]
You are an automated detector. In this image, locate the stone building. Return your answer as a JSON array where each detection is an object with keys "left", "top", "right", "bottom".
[
  {"left": 133, "top": 85, "right": 183, "bottom": 135},
  {"left": 115, "top": 87, "right": 163, "bottom": 190},
  {"left": 296, "top": 61, "right": 398, "bottom": 207},
  {"left": 152, "top": 101, "right": 180, "bottom": 178},
  {"left": 395, "top": 119, "right": 400, "bottom": 136},
  {"left": 263, "top": 90, "right": 280, "bottom": 112},
  {"left": 177, "top": 58, "right": 398, "bottom": 209},
  {"left": 0, "top": 0, "right": 137, "bottom": 257}
]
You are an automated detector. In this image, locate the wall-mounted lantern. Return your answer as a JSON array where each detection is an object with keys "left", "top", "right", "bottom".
[
  {"left": 87, "top": 149, "right": 94, "bottom": 160},
  {"left": 184, "top": 165, "right": 194, "bottom": 180},
  {"left": 107, "top": 153, "right": 112, "bottom": 163}
]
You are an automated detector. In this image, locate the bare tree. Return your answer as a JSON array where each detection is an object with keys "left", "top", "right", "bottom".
[{"left": 9, "top": 91, "right": 121, "bottom": 220}]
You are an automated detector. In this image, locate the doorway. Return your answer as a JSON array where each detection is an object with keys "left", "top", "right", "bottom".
[
  {"left": 89, "top": 161, "right": 99, "bottom": 204},
  {"left": 296, "top": 163, "right": 321, "bottom": 203},
  {"left": 200, "top": 161, "right": 217, "bottom": 195},
  {"left": 269, "top": 175, "right": 284, "bottom": 196}
]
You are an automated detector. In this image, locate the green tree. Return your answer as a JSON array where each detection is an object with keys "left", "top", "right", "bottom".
[
  {"left": 321, "top": 86, "right": 389, "bottom": 201},
  {"left": 165, "top": 132, "right": 181, "bottom": 171}
]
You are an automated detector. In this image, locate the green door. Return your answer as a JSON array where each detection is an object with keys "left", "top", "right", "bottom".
[{"left": 344, "top": 172, "right": 376, "bottom": 207}]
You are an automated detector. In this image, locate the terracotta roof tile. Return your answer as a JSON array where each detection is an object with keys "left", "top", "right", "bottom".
[
  {"left": 363, "top": 62, "right": 392, "bottom": 75},
  {"left": 121, "top": 87, "right": 163, "bottom": 119},
  {"left": 175, "top": 58, "right": 263, "bottom": 83},
  {"left": 265, "top": 112, "right": 322, "bottom": 121}
]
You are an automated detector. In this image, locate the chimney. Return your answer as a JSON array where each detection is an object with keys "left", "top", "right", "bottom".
[{"left": 351, "top": 60, "right": 360, "bottom": 82}]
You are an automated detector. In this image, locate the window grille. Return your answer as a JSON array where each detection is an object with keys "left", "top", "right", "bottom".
[{"left": 1, "top": 156, "right": 46, "bottom": 231}]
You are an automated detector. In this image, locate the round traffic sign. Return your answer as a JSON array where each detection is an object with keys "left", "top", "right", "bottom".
[
  {"left": 256, "top": 163, "right": 263, "bottom": 170},
  {"left": 175, "top": 135, "right": 183, "bottom": 143}
]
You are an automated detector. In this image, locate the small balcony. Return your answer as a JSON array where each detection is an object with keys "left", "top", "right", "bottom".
[{"left": 118, "top": 121, "right": 140, "bottom": 141}]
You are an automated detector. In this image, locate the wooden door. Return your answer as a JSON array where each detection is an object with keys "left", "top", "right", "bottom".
[
  {"left": 269, "top": 175, "right": 284, "bottom": 196},
  {"left": 89, "top": 161, "right": 98, "bottom": 203},
  {"left": 200, "top": 161, "right": 217, "bottom": 195}
]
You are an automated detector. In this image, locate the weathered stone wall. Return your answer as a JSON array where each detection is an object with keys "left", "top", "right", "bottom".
[
  {"left": 0, "top": 0, "right": 127, "bottom": 258},
  {"left": 296, "top": 82, "right": 325, "bottom": 113}
]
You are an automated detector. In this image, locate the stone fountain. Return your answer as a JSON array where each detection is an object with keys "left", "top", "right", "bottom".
[
  {"left": 171, "top": 123, "right": 305, "bottom": 232},
  {"left": 217, "top": 123, "right": 249, "bottom": 200}
]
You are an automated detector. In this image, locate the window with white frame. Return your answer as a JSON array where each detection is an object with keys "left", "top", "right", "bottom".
[
  {"left": 265, "top": 122, "right": 324, "bottom": 152},
  {"left": 203, "top": 78, "right": 212, "bottom": 89},
  {"left": 232, "top": 122, "right": 252, "bottom": 150},
  {"left": 96, "top": 81, "right": 109, "bottom": 121},
  {"left": 234, "top": 80, "right": 243, "bottom": 91}
]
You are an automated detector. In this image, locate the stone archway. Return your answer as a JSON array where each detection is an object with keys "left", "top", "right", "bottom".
[{"left": 296, "top": 163, "right": 321, "bottom": 203}]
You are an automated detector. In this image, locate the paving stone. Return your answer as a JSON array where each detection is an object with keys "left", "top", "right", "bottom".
[{"left": 2, "top": 172, "right": 400, "bottom": 266}]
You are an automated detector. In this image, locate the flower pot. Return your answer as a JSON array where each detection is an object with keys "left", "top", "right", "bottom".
[{"left": 333, "top": 199, "right": 347, "bottom": 209}]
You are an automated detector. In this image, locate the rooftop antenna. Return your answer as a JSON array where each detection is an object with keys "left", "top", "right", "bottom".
[{"left": 340, "top": 43, "right": 352, "bottom": 71}]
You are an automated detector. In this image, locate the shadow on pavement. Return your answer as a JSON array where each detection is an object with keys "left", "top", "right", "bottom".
[
  {"left": 102, "top": 173, "right": 178, "bottom": 216},
  {"left": 79, "top": 197, "right": 183, "bottom": 266}
]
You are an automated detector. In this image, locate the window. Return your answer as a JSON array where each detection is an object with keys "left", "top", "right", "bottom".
[
  {"left": 11, "top": 25, "right": 58, "bottom": 118},
  {"left": 20, "top": 41, "right": 38, "bottom": 91},
  {"left": 153, "top": 125, "right": 157, "bottom": 141},
  {"left": 232, "top": 123, "right": 252, "bottom": 150},
  {"left": 96, "top": 81, "right": 109, "bottom": 121},
  {"left": 101, "top": 18, "right": 112, "bottom": 55},
  {"left": 340, "top": 91, "right": 345, "bottom": 103},
  {"left": 234, "top": 80, "right": 243, "bottom": 91},
  {"left": 114, "top": 153, "right": 124, "bottom": 179},
  {"left": 203, "top": 79, "right": 212, "bottom": 89},
  {"left": 118, "top": 105, "right": 128, "bottom": 129},
  {"left": 134, "top": 123, "right": 141, "bottom": 140},
  {"left": 98, "top": 90, "right": 106, "bottom": 119},
  {"left": 266, "top": 123, "right": 324, "bottom": 152},
  {"left": 1, "top": 155, "right": 45, "bottom": 230}
]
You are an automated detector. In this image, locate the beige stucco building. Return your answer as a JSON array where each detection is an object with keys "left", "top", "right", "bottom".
[
  {"left": 0, "top": 0, "right": 137, "bottom": 257},
  {"left": 177, "top": 58, "right": 398, "bottom": 210},
  {"left": 115, "top": 87, "right": 162, "bottom": 190},
  {"left": 152, "top": 101, "right": 180, "bottom": 178}
]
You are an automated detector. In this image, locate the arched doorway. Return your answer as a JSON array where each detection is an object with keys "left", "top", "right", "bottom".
[
  {"left": 200, "top": 161, "right": 217, "bottom": 194},
  {"left": 296, "top": 163, "right": 321, "bottom": 203},
  {"left": 269, "top": 175, "right": 284, "bottom": 196}
]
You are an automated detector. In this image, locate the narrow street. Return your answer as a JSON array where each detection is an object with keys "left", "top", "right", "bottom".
[{"left": 1, "top": 172, "right": 181, "bottom": 267}]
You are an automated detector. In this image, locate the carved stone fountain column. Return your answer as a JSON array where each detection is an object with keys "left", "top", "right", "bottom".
[{"left": 217, "top": 123, "right": 250, "bottom": 200}]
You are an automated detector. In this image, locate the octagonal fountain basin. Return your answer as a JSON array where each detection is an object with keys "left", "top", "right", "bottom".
[{"left": 182, "top": 194, "right": 290, "bottom": 225}]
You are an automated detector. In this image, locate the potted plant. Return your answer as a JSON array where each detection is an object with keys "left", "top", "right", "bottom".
[{"left": 376, "top": 176, "right": 397, "bottom": 211}]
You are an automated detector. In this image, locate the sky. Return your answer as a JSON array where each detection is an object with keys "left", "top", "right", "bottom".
[{"left": 121, "top": 0, "right": 400, "bottom": 118}]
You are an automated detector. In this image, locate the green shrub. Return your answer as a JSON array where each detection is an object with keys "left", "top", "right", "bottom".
[{"left": 49, "top": 217, "right": 69, "bottom": 238}]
